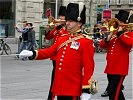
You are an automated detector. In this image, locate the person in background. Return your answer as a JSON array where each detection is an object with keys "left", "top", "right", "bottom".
[
  {"left": 19, "top": 2, "right": 95, "bottom": 100},
  {"left": 93, "top": 24, "right": 102, "bottom": 39},
  {"left": 44, "top": 6, "right": 68, "bottom": 100},
  {"left": 15, "top": 21, "right": 29, "bottom": 58},
  {"left": 21, "top": 22, "right": 36, "bottom": 61},
  {"left": 100, "top": 10, "right": 133, "bottom": 100},
  {"left": 27, "top": 22, "right": 36, "bottom": 51}
]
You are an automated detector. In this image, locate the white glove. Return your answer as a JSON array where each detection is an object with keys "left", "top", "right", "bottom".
[
  {"left": 19, "top": 50, "right": 33, "bottom": 58},
  {"left": 80, "top": 93, "right": 91, "bottom": 100}
]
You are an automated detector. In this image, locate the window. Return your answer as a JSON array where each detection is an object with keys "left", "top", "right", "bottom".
[
  {"left": 43, "top": 0, "right": 62, "bottom": 18},
  {"left": 0, "top": 24, "right": 8, "bottom": 37},
  {"left": 0, "top": 0, "right": 15, "bottom": 37},
  {"left": 117, "top": 0, "right": 122, "bottom": 4},
  {"left": 97, "top": 0, "right": 101, "bottom": 4},
  {"left": 129, "top": 0, "right": 133, "bottom": 4}
]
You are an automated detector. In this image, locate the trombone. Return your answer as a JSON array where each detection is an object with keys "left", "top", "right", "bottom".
[
  {"left": 84, "top": 18, "right": 133, "bottom": 35},
  {"left": 83, "top": 26, "right": 109, "bottom": 35}
]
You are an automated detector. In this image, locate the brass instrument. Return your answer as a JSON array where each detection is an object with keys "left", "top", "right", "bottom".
[
  {"left": 127, "top": 23, "right": 133, "bottom": 31},
  {"left": 108, "top": 18, "right": 133, "bottom": 32},
  {"left": 48, "top": 16, "right": 66, "bottom": 27},
  {"left": 83, "top": 26, "right": 108, "bottom": 35},
  {"left": 108, "top": 18, "right": 119, "bottom": 32},
  {"left": 34, "top": 16, "right": 66, "bottom": 26},
  {"left": 83, "top": 18, "right": 133, "bottom": 37}
]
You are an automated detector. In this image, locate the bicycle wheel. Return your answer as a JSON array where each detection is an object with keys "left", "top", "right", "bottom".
[{"left": 3, "top": 43, "right": 12, "bottom": 55}]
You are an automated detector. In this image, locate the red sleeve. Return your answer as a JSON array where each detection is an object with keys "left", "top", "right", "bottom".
[
  {"left": 45, "top": 27, "right": 57, "bottom": 40},
  {"left": 34, "top": 42, "right": 58, "bottom": 60},
  {"left": 82, "top": 39, "right": 95, "bottom": 88},
  {"left": 119, "top": 31, "right": 133, "bottom": 46}
]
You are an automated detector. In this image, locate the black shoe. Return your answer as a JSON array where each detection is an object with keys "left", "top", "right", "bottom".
[
  {"left": 22, "top": 57, "right": 27, "bottom": 61},
  {"left": 101, "top": 91, "right": 109, "bottom": 97},
  {"left": 15, "top": 55, "right": 19, "bottom": 59}
]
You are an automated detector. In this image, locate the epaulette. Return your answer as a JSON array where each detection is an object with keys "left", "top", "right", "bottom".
[{"left": 82, "top": 34, "right": 92, "bottom": 40}]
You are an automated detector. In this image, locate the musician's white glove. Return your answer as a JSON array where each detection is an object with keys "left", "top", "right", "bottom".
[
  {"left": 19, "top": 50, "right": 33, "bottom": 58},
  {"left": 80, "top": 93, "right": 91, "bottom": 100}
]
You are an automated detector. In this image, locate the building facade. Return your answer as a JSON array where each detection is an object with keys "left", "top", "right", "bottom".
[
  {"left": 16, "top": 0, "right": 43, "bottom": 38},
  {"left": 0, "top": 0, "right": 43, "bottom": 38},
  {"left": 96, "top": 0, "right": 133, "bottom": 23},
  {"left": 1, "top": 0, "right": 133, "bottom": 38}
]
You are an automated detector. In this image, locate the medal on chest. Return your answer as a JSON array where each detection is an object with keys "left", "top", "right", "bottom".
[{"left": 70, "top": 41, "right": 80, "bottom": 50}]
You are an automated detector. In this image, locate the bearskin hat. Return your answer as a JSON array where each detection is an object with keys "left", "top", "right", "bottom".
[
  {"left": 58, "top": 6, "right": 66, "bottom": 16},
  {"left": 65, "top": 2, "right": 86, "bottom": 24},
  {"left": 115, "top": 10, "right": 129, "bottom": 23}
]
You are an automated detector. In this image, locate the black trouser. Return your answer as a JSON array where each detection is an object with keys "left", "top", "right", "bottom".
[
  {"left": 47, "top": 60, "right": 56, "bottom": 100},
  {"left": 57, "top": 96, "right": 80, "bottom": 100},
  {"left": 105, "top": 75, "right": 124, "bottom": 92},
  {"left": 107, "top": 74, "right": 125, "bottom": 100}
]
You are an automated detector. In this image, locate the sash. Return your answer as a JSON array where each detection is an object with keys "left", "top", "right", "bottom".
[{"left": 57, "top": 35, "right": 84, "bottom": 51}]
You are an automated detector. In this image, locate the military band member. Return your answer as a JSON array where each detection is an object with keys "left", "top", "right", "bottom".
[
  {"left": 100, "top": 10, "right": 133, "bottom": 100},
  {"left": 44, "top": 6, "right": 68, "bottom": 100},
  {"left": 19, "top": 2, "right": 95, "bottom": 100}
]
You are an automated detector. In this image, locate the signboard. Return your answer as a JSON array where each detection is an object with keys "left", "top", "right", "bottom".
[
  {"left": 46, "top": 8, "right": 51, "bottom": 18},
  {"left": 97, "top": 7, "right": 103, "bottom": 13},
  {"left": 102, "top": 9, "right": 112, "bottom": 20}
]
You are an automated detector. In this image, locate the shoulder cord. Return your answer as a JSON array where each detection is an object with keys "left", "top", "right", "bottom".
[{"left": 57, "top": 35, "right": 84, "bottom": 51}]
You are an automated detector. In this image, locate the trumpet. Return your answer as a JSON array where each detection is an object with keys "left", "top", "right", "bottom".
[
  {"left": 34, "top": 16, "right": 66, "bottom": 25},
  {"left": 48, "top": 16, "right": 66, "bottom": 27}
]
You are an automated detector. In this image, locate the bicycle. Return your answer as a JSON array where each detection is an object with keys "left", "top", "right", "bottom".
[{"left": 0, "top": 38, "right": 12, "bottom": 55}]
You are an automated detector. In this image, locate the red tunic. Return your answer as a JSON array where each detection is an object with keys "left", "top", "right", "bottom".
[
  {"left": 100, "top": 31, "right": 133, "bottom": 75},
  {"left": 34, "top": 34, "right": 95, "bottom": 96},
  {"left": 45, "top": 26, "right": 68, "bottom": 60}
]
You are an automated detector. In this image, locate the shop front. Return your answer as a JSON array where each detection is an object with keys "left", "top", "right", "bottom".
[{"left": 0, "top": 0, "right": 15, "bottom": 37}]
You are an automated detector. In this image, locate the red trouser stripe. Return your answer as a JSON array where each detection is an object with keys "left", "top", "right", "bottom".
[{"left": 114, "top": 76, "right": 124, "bottom": 100}]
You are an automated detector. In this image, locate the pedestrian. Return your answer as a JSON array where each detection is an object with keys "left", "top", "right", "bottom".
[
  {"left": 44, "top": 6, "right": 68, "bottom": 100},
  {"left": 27, "top": 22, "right": 36, "bottom": 51},
  {"left": 15, "top": 21, "right": 29, "bottom": 58},
  {"left": 21, "top": 22, "right": 36, "bottom": 61},
  {"left": 100, "top": 10, "right": 133, "bottom": 100},
  {"left": 19, "top": 2, "right": 95, "bottom": 100}
]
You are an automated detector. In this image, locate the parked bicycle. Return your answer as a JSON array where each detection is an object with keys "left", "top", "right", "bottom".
[{"left": 0, "top": 38, "right": 12, "bottom": 55}]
